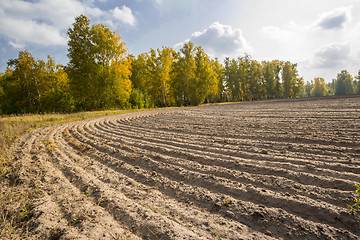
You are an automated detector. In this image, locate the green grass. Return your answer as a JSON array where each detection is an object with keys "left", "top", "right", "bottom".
[{"left": 348, "top": 183, "right": 360, "bottom": 215}]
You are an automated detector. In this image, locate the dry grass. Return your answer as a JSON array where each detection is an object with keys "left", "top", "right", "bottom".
[
  {"left": 0, "top": 109, "right": 150, "bottom": 177},
  {"left": 0, "top": 108, "right": 149, "bottom": 238}
]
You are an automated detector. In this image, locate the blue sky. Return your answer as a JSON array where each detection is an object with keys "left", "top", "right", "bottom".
[{"left": 0, "top": 0, "right": 359, "bottom": 82}]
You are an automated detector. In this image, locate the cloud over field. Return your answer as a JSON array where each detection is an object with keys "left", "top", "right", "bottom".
[
  {"left": 311, "top": 42, "right": 351, "bottom": 69},
  {"left": 313, "top": 6, "right": 352, "bottom": 30},
  {"left": 175, "top": 22, "right": 252, "bottom": 58}
]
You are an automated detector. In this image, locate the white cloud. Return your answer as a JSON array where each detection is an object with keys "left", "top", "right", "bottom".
[
  {"left": 262, "top": 25, "right": 295, "bottom": 42},
  {"left": 258, "top": 5, "right": 359, "bottom": 81},
  {"left": 110, "top": 6, "right": 136, "bottom": 26},
  {"left": 176, "top": 22, "right": 251, "bottom": 58},
  {"left": 1, "top": 18, "right": 67, "bottom": 47},
  {"left": 0, "top": 0, "right": 136, "bottom": 48},
  {"left": 8, "top": 40, "right": 25, "bottom": 49},
  {"left": 0, "top": 0, "right": 86, "bottom": 47},
  {"left": 313, "top": 6, "right": 352, "bottom": 30},
  {"left": 311, "top": 42, "right": 351, "bottom": 69}
]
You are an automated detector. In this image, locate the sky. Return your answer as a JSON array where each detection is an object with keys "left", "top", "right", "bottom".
[{"left": 0, "top": 0, "right": 359, "bottom": 82}]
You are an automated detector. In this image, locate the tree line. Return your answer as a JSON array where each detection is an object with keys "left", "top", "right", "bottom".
[
  {"left": 0, "top": 14, "right": 358, "bottom": 114},
  {"left": 303, "top": 71, "right": 360, "bottom": 97}
]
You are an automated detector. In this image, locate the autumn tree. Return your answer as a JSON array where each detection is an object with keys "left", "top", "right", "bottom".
[
  {"left": 263, "top": 61, "right": 282, "bottom": 99},
  {"left": 129, "top": 53, "right": 152, "bottom": 108},
  {"left": 144, "top": 47, "right": 175, "bottom": 107},
  {"left": 282, "top": 62, "right": 303, "bottom": 98},
  {"left": 67, "top": 14, "right": 131, "bottom": 110},
  {"left": 130, "top": 53, "right": 147, "bottom": 92},
  {"left": 211, "top": 58, "right": 224, "bottom": 102},
  {"left": 3, "top": 51, "right": 43, "bottom": 113},
  {"left": 0, "top": 51, "right": 73, "bottom": 114},
  {"left": 354, "top": 70, "right": 360, "bottom": 94},
  {"left": 171, "top": 42, "right": 196, "bottom": 106},
  {"left": 223, "top": 57, "right": 240, "bottom": 102},
  {"left": 238, "top": 55, "right": 251, "bottom": 101},
  {"left": 157, "top": 47, "right": 176, "bottom": 106},
  {"left": 310, "top": 77, "right": 327, "bottom": 97},
  {"left": 282, "top": 61, "right": 293, "bottom": 98},
  {"left": 303, "top": 81, "right": 313, "bottom": 97},
  {"left": 249, "top": 60, "right": 264, "bottom": 100},
  {"left": 189, "top": 46, "right": 218, "bottom": 105}
]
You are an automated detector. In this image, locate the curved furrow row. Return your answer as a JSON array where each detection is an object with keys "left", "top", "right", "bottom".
[
  {"left": 114, "top": 115, "right": 359, "bottom": 163},
  {"left": 64, "top": 115, "right": 359, "bottom": 238},
  {"left": 63, "top": 128, "right": 355, "bottom": 239},
  {"left": 81, "top": 120, "right": 354, "bottom": 208},
  {"left": 80, "top": 124, "right": 352, "bottom": 225},
  {"left": 126, "top": 111, "right": 359, "bottom": 148},
  {"left": 46, "top": 125, "right": 211, "bottom": 240},
  {"left": 59, "top": 123, "right": 268, "bottom": 240},
  {"left": 129, "top": 112, "right": 359, "bottom": 144},
  {"left": 84, "top": 118, "right": 357, "bottom": 194},
  {"left": 90, "top": 118, "right": 355, "bottom": 206},
  {"left": 13, "top": 126, "right": 139, "bottom": 240},
  {"left": 102, "top": 118, "right": 360, "bottom": 176}
]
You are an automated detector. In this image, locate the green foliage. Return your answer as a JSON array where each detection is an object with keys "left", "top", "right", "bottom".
[
  {"left": 164, "top": 43, "right": 220, "bottom": 106},
  {"left": 190, "top": 46, "right": 218, "bottom": 105},
  {"left": 211, "top": 58, "right": 225, "bottom": 102},
  {"left": 130, "top": 53, "right": 148, "bottom": 92},
  {"left": 352, "top": 72, "right": 360, "bottom": 94},
  {"left": 223, "top": 55, "right": 254, "bottom": 102},
  {"left": 144, "top": 47, "right": 176, "bottom": 107},
  {"left": 0, "top": 51, "right": 74, "bottom": 114},
  {"left": 171, "top": 42, "right": 196, "bottom": 106},
  {"left": 263, "top": 60, "right": 282, "bottom": 99},
  {"left": 223, "top": 57, "right": 240, "bottom": 101},
  {"left": 249, "top": 60, "right": 266, "bottom": 100},
  {"left": 223, "top": 198, "right": 232, "bottom": 207},
  {"left": 129, "top": 88, "right": 153, "bottom": 109},
  {"left": 223, "top": 57, "right": 301, "bottom": 101},
  {"left": 326, "top": 80, "right": 336, "bottom": 96},
  {"left": 335, "top": 70, "right": 354, "bottom": 95},
  {"left": 303, "top": 81, "right": 313, "bottom": 97},
  {"left": 66, "top": 14, "right": 131, "bottom": 110},
  {"left": 348, "top": 183, "right": 360, "bottom": 215}
]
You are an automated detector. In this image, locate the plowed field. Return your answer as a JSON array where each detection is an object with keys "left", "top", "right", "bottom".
[{"left": 10, "top": 96, "right": 360, "bottom": 239}]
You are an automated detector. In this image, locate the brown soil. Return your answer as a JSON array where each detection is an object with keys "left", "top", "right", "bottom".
[{"left": 4, "top": 96, "right": 360, "bottom": 239}]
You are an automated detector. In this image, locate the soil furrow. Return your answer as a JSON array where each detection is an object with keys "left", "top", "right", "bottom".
[
  {"left": 9, "top": 96, "right": 360, "bottom": 239},
  {"left": 82, "top": 119, "right": 354, "bottom": 208},
  {"left": 59, "top": 126, "right": 270, "bottom": 240},
  {"left": 48, "top": 125, "right": 205, "bottom": 240},
  {"left": 82, "top": 119, "right": 357, "bottom": 193},
  {"left": 66, "top": 120, "right": 360, "bottom": 236},
  {"left": 102, "top": 119, "right": 360, "bottom": 174}
]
